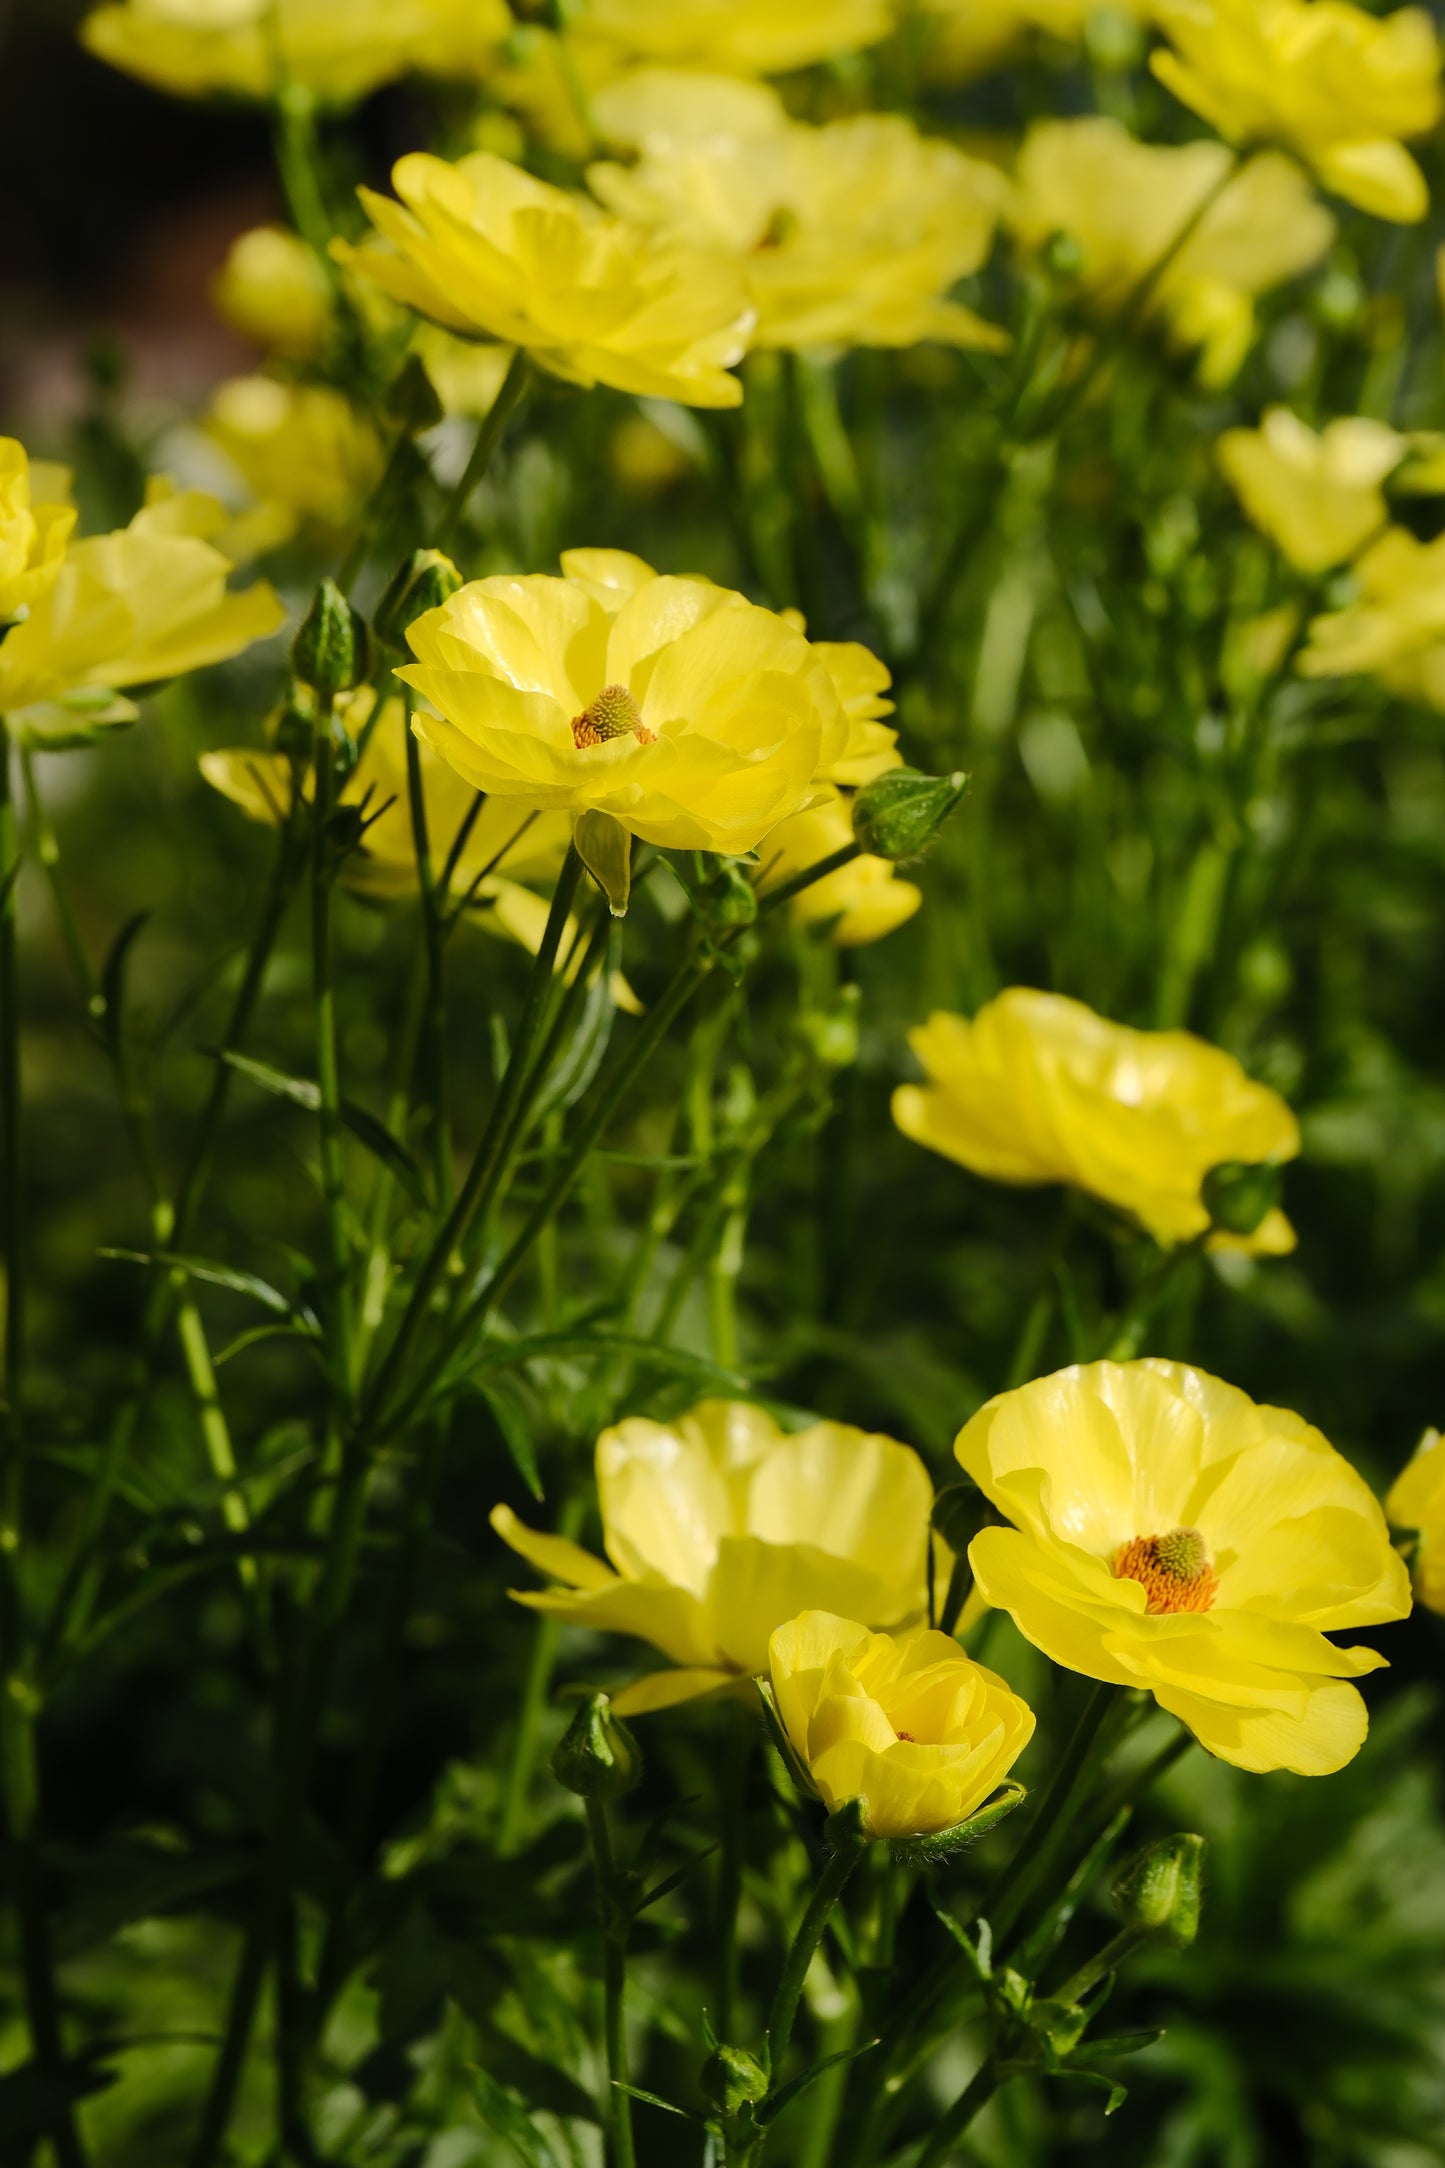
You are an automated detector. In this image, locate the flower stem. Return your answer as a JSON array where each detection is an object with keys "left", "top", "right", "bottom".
[
  {"left": 311, "top": 696, "right": 355, "bottom": 1408},
  {"left": 766, "top": 1827, "right": 868, "bottom": 2070},
  {"left": 913, "top": 2060, "right": 998, "bottom": 2168},
  {"left": 984, "top": 1680, "right": 1122, "bottom": 1949},
  {"left": 436, "top": 349, "right": 531, "bottom": 550},
  {"left": 586, "top": 1797, "right": 638, "bottom": 2168}
]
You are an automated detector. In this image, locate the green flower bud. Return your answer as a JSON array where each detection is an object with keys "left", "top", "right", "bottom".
[
  {"left": 798, "top": 983, "right": 861, "bottom": 1070},
  {"left": 930, "top": 1477, "right": 993, "bottom": 1555},
  {"left": 550, "top": 1691, "right": 642, "bottom": 1801},
  {"left": 373, "top": 549, "right": 464, "bottom": 655},
  {"left": 384, "top": 353, "right": 445, "bottom": 436},
  {"left": 851, "top": 767, "right": 969, "bottom": 864},
  {"left": 703, "top": 859, "right": 759, "bottom": 931},
  {"left": 1042, "top": 228, "right": 1086, "bottom": 282},
  {"left": 292, "top": 579, "right": 370, "bottom": 699},
  {"left": 1112, "top": 1832, "right": 1205, "bottom": 1950},
  {"left": 700, "top": 2042, "right": 769, "bottom": 2116},
  {"left": 1201, "top": 1160, "right": 1285, "bottom": 1238}
]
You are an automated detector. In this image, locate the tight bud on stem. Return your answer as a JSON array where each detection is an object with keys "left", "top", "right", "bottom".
[
  {"left": 851, "top": 768, "right": 969, "bottom": 863},
  {"left": 293, "top": 579, "right": 370, "bottom": 700}
]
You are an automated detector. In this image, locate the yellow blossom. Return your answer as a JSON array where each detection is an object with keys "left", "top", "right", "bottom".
[
  {"left": 205, "top": 377, "right": 386, "bottom": 534},
  {"left": 1387, "top": 1428, "right": 1445, "bottom": 1615},
  {"left": 572, "top": 0, "right": 895, "bottom": 75},
  {"left": 892, "top": 989, "right": 1300, "bottom": 1254},
  {"left": 1152, "top": 0, "right": 1443, "bottom": 224},
  {"left": 769, "top": 1612, "right": 1034, "bottom": 1839},
  {"left": 957, "top": 1359, "right": 1412, "bottom": 1775},
  {"left": 335, "top": 152, "right": 752, "bottom": 407},
  {"left": 0, "top": 487, "right": 283, "bottom": 717},
  {"left": 0, "top": 439, "right": 76, "bottom": 623},
  {"left": 492, "top": 1398, "right": 939, "bottom": 1715},
  {"left": 1218, "top": 408, "right": 1403, "bottom": 574},
  {"left": 80, "top": 0, "right": 512, "bottom": 106},
  {"left": 778, "top": 611, "right": 900, "bottom": 786},
  {"left": 399, "top": 547, "right": 847, "bottom": 854},
  {"left": 212, "top": 226, "right": 335, "bottom": 357},
  {"left": 758, "top": 787, "right": 920, "bottom": 947},
  {"left": 590, "top": 89, "right": 1006, "bottom": 354},
  {"left": 1299, "top": 527, "right": 1445, "bottom": 707},
  {"left": 1007, "top": 119, "right": 1335, "bottom": 387}
]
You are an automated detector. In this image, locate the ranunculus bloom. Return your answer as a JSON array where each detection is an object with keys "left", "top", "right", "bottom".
[
  {"left": 212, "top": 227, "right": 336, "bottom": 359},
  {"left": 892, "top": 989, "right": 1300, "bottom": 1254},
  {"left": 957, "top": 1360, "right": 1412, "bottom": 1775},
  {"left": 80, "top": 0, "right": 510, "bottom": 105},
  {"left": 1299, "top": 527, "right": 1445, "bottom": 708},
  {"left": 492, "top": 1399, "right": 939, "bottom": 1715},
  {"left": 778, "top": 610, "right": 900, "bottom": 786},
  {"left": 1218, "top": 408, "right": 1403, "bottom": 575},
  {"left": 769, "top": 1612, "right": 1034, "bottom": 1839},
  {"left": 335, "top": 152, "right": 752, "bottom": 408},
  {"left": 1007, "top": 119, "right": 1334, "bottom": 388},
  {"left": 589, "top": 85, "right": 1005, "bottom": 353},
  {"left": 0, "top": 486, "right": 283, "bottom": 717},
  {"left": 1152, "top": 0, "right": 1443, "bottom": 224},
  {"left": 574, "top": 0, "right": 895, "bottom": 74},
  {"left": 400, "top": 548, "right": 847, "bottom": 854},
  {"left": 758, "top": 787, "right": 921, "bottom": 947},
  {"left": 206, "top": 377, "right": 386, "bottom": 535},
  {"left": 1387, "top": 1428, "right": 1445, "bottom": 1615},
  {"left": 0, "top": 439, "right": 75, "bottom": 623}
]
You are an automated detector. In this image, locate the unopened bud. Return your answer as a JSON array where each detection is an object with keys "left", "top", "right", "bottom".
[
  {"left": 550, "top": 1691, "right": 641, "bottom": 1801},
  {"left": 701, "top": 2043, "right": 768, "bottom": 2116},
  {"left": 1201, "top": 1160, "right": 1284, "bottom": 1238},
  {"left": 1043, "top": 228, "right": 1085, "bottom": 282},
  {"left": 703, "top": 859, "right": 758, "bottom": 931},
  {"left": 384, "top": 352, "right": 444, "bottom": 435},
  {"left": 1112, "top": 1832, "right": 1204, "bottom": 1950},
  {"left": 798, "top": 983, "right": 860, "bottom": 1070},
  {"left": 292, "top": 579, "right": 369, "bottom": 699},
  {"left": 374, "top": 549, "right": 463, "bottom": 654},
  {"left": 930, "top": 1478, "right": 993, "bottom": 1555},
  {"left": 851, "top": 768, "right": 968, "bottom": 863}
]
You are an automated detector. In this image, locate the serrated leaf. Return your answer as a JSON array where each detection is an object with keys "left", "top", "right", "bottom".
[
  {"left": 99, "top": 1248, "right": 300, "bottom": 1318},
  {"left": 758, "top": 2038, "right": 881, "bottom": 2126}
]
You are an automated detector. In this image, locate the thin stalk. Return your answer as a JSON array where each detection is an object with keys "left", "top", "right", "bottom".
[
  {"left": 984, "top": 1681, "right": 1121, "bottom": 1949},
  {"left": 1102, "top": 1234, "right": 1207, "bottom": 1362},
  {"left": 586, "top": 1798, "right": 638, "bottom": 2168},
  {"left": 436, "top": 349, "right": 531, "bottom": 550},
  {"left": 311, "top": 696, "right": 356, "bottom": 1407},
  {"left": 913, "top": 2061, "right": 999, "bottom": 2168},
  {"left": 765, "top": 1831, "right": 868, "bottom": 2069},
  {"left": 404, "top": 695, "right": 452, "bottom": 1205},
  {"left": 714, "top": 1708, "right": 753, "bottom": 2040},
  {"left": 497, "top": 1499, "right": 585, "bottom": 1857}
]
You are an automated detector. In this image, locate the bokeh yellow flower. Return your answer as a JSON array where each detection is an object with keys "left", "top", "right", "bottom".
[
  {"left": 492, "top": 1398, "right": 939, "bottom": 1715},
  {"left": 892, "top": 989, "right": 1300, "bottom": 1254},
  {"left": 590, "top": 85, "right": 1006, "bottom": 353},
  {"left": 958, "top": 1359, "right": 1412, "bottom": 1775},
  {"left": 0, "top": 486, "right": 283, "bottom": 717},
  {"left": 335, "top": 152, "right": 752, "bottom": 407},
  {"left": 80, "top": 0, "right": 511, "bottom": 106},
  {"left": 1152, "top": 0, "right": 1443, "bottom": 223},
  {"left": 400, "top": 548, "right": 846, "bottom": 854},
  {"left": 572, "top": 0, "right": 895, "bottom": 74},
  {"left": 205, "top": 377, "right": 385, "bottom": 534},
  {"left": 1007, "top": 119, "right": 1335, "bottom": 387},
  {"left": 920, "top": 0, "right": 1153, "bottom": 83},
  {"left": 769, "top": 1612, "right": 1034, "bottom": 1839},
  {"left": 758, "top": 787, "right": 920, "bottom": 947},
  {"left": 1218, "top": 408, "right": 1403, "bottom": 575},
  {"left": 0, "top": 439, "right": 76, "bottom": 623},
  {"left": 1387, "top": 1428, "right": 1445, "bottom": 1615},
  {"left": 212, "top": 226, "right": 335, "bottom": 358},
  {"left": 1299, "top": 527, "right": 1445, "bottom": 707}
]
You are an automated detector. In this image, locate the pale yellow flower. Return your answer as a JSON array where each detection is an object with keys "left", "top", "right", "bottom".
[
  {"left": 1152, "top": 0, "right": 1443, "bottom": 223},
  {"left": 769, "top": 1612, "right": 1034, "bottom": 1839},
  {"left": 0, "top": 439, "right": 76, "bottom": 623},
  {"left": 758, "top": 787, "right": 920, "bottom": 947},
  {"left": 335, "top": 152, "right": 752, "bottom": 407},
  {"left": 957, "top": 1359, "right": 1412, "bottom": 1775},
  {"left": 921, "top": 0, "right": 1153, "bottom": 83},
  {"left": 572, "top": 0, "right": 895, "bottom": 75},
  {"left": 1007, "top": 119, "right": 1335, "bottom": 387},
  {"left": 492, "top": 1398, "right": 939, "bottom": 1715},
  {"left": 205, "top": 377, "right": 385, "bottom": 534},
  {"left": 1387, "top": 1428, "right": 1445, "bottom": 1615},
  {"left": 1299, "top": 527, "right": 1445, "bottom": 707},
  {"left": 80, "top": 0, "right": 512, "bottom": 106},
  {"left": 212, "top": 226, "right": 335, "bottom": 358},
  {"left": 400, "top": 547, "right": 847, "bottom": 854},
  {"left": 892, "top": 989, "right": 1300, "bottom": 1254},
  {"left": 590, "top": 89, "right": 1006, "bottom": 354},
  {"left": 0, "top": 487, "right": 283, "bottom": 716},
  {"left": 1218, "top": 408, "right": 1403, "bottom": 574}
]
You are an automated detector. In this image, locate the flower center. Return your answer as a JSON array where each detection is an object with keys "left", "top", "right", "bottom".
[
  {"left": 572, "top": 683, "right": 655, "bottom": 750},
  {"left": 1112, "top": 1526, "right": 1217, "bottom": 1615}
]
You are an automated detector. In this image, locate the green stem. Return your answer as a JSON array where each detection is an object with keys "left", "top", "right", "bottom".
[
  {"left": 1054, "top": 1924, "right": 1147, "bottom": 2008},
  {"left": 497, "top": 1499, "right": 585, "bottom": 1857},
  {"left": 436, "top": 349, "right": 531, "bottom": 550},
  {"left": 1102, "top": 1234, "right": 1207, "bottom": 1361},
  {"left": 984, "top": 1681, "right": 1121, "bottom": 1949},
  {"left": 715, "top": 1706, "right": 753, "bottom": 2040},
  {"left": 765, "top": 1829, "right": 868, "bottom": 2070},
  {"left": 0, "top": 720, "right": 22, "bottom": 1566},
  {"left": 404, "top": 694, "right": 452, "bottom": 1206},
  {"left": 913, "top": 2060, "right": 999, "bottom": 2168},
  {"left": 586, "top": 1798, "right": 638, "bottom": 2168},
  {"left": 311, "top": 697, "right": 356, "bottom": 1407}
]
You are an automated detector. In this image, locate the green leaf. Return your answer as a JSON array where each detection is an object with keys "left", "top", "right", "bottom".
[
  {"left": 217, "top": 1051, "right": 431, "bottom": 1207},
  {"left": 477, "top": 1377, "right": 544, "bottom": 1501},
  {"left": 98, "top": 910, "right": 149, "bottom": 1051},
  {"left": 925, "top": 1888, "right": 992, "bottom": 1981},
  {"left": 758, "top": 2038, "right": 881, "bottom": 2125},
  {"left": 612, "top": 2082, "right": 703, "bottom": 2122},
  {"left": 1058, "top": 2066, "right": 1130, "bottom": 2115},
  {"left": 99, "top": 1248, "right": 301, "bottom": 1318},
  {"left": 533, "top": 948, "right": 616, "bottom": 1120},
  {"left": 13, "top": 687, "right": 140, "bottom": 751},
  {"left": 0, "top": 2053, "right": 118, "bottom": 2140},
  {"left": 634, "top": 1841, "right": 718, "bottom": 1916},
  {"left": 472, "top": 2068, "right": 567, "bottom": 2165}
]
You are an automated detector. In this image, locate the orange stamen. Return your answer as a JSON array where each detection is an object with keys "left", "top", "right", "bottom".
[
  {"left": 571, "top": 683, "right": 655, "bottom": 750},
  {"left": 1113, "top": 1527, "right": 1217, "bottom": 1616}
]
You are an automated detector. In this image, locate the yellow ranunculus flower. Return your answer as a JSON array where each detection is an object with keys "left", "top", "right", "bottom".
[
  {"left": 1218, "top": 408, "right": 1403, "bottom": 576},
  {"left": 205, "top": 377, "right": 385, "bottom": 534},
  {"left": 0, "top": 487, "right": 284, "bottom": 717},
  {"left": 769, "top": 1612, "right": 1034, "bottom": 1839},
  {"left": 1387, "top": 1428, "right": 1445, "bottom": 1615},
  {"left": 589, "top": 88, "right": 1006, "bottom": 354},
  {"left": 492, "top": 1399, "right": 939, "bottom": 1715},
  {"left": 1152, "top": 0, "right": 1443, "bottom": 224},
  {"left": 921, "top": 0, "right": 1152, "bottom": 84},
  {"left": 892, "top": 989, "right": 1301, "bottom": 1255},
  {"left": 0, "top": 439, "right": 76, "bottom": 624},
  {"left": 1007, "top": 119, "right": 1335, "bottom": 388},
  {"left": 400, "top": 548, "right": 846, "bottom": 854},
  {"left": 335, "top": 152, "right": 752, "bottom": 408},
  {"left": 758, "top": 787, "right": 920, "bottom": 947},
  {"left": 572, "top": 0, "right": 895, "bottom": 74},
  {"left": 957, "top": 1359, "right": 1412, "bottom": 1775},
  {"left": 780, "top": 610, "right": 901, "bottom": 786},
  {"left": 1299, "top": 527, "right": 1445, "bottom": 708},
  {"left": 80, "top": 0, "right": 511, "bottom": 106},
  {"left": 212, "top": 226, "right": 335, "bottom": 358}
]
